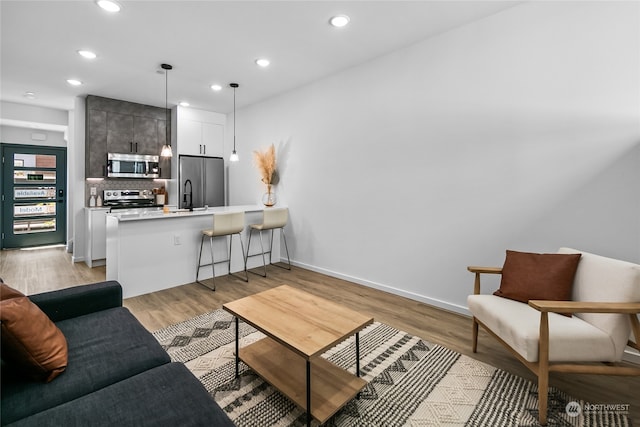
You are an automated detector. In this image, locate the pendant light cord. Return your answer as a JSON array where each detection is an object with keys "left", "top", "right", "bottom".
[
  {"left": 161, "top": 63, "right": 173, "bottom": 155},
  {"left": 229, "top": 83, "right": 239, "bottom": 161},
  {"left": 165, "top": 67, "right": 169, "bottom": 146}
]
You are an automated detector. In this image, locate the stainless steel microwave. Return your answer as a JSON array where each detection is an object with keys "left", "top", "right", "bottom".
[{"left": 107, "top": 153, "right": 160, "bottom": 179}]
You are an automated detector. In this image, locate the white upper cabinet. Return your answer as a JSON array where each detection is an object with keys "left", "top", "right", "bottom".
[
  {"left": 175, "top": 106, "right": 226, "bottom": 157},
  {"left": 180, "top": 119, "right": 202, "bottom": 155},
  {"left": 201, "top": 122, "right": 224, "bottom": 157}
]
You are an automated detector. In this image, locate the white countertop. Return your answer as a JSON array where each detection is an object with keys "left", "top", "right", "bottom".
[{"left": 107, "top": 204, "right": 269, "bottom": 222}]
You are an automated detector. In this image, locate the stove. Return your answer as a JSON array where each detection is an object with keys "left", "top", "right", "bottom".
[{"left": 103, "top": 189, "right": 160, "bottom": 210}]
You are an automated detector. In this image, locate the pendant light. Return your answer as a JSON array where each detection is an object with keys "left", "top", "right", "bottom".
[
  {"left": 160, "top": 63, "right": 173, "bottom": 157},
  {"left": 229, "top": 83, "right": 239, "bottom": 162}
]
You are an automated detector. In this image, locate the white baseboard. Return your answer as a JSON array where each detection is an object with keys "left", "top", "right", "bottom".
[
  {"left": 290, "top": 260, "right": 469, "bottom": 316},
  {"left": 71, "top": 255, "right": 85, "bottom": 263},
  {"left": 291, "top": 259, "right": 640, "bottom": 366},
  {"left": 623, "top": 347, "right": 640, "bottom": 365}
]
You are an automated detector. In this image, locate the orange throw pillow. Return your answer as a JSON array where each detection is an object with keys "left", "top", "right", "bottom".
[
  {"left": 494, "top": 250, "right": 582, "bottom": 304},
  {"left": 0, "top": 284, "right": 68, "bottom": 382},
  {"left": 1, "top": 282, "right": 24, "bottom": 300}
]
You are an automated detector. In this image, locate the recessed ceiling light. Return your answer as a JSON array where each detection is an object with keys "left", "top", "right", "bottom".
[
  {"left": 210, "top": 84, "right": 222, "bottom": 91},
  {"left": 179, "top": 101, "right": 190, "bottom": 107},
  {"left": 23, "top": 91, "right": 37, "bottom": 99},
  {"left": 330, "top": 15, "right": 350, "bottom": 28},
  {"left": 77, "top": 50, "right": 97, "bottom": 59},
  {"left": 66, "top": 79, "right": 83, "bottom": 86},
  {"left": 255, "top": 58, "right": 270, "bottom": 68},
  {"left": 96, "top": 0, "right": 121, "bottom": 12}
]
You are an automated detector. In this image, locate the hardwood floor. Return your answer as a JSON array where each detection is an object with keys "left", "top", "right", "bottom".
[
  {"left": 0, "top": 246, "right": 105, "bottom": 295},
  {"left": 2, "top": 246, "right": 638, "bottom": 423}
]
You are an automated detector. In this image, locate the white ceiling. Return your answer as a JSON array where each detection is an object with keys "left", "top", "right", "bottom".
[{"left": 1, "top": 1, "right": 519, "bottom": 117}]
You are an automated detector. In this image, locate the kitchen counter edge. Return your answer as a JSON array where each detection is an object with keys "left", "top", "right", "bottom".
[{"left": 107, "top": 204, "right": 279, "bottom": 221}]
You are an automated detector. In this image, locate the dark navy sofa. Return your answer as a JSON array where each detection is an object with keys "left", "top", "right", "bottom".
[{"left": 1, "top": 281, "right": 234, "bottom": 426}]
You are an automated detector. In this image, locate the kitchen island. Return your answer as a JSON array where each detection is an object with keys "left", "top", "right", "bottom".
[{"left": 106, "top": 205, "right": 283, "bottom": 298}]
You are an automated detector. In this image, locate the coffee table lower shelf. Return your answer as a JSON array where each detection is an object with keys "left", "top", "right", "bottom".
[{"left": 239, "top": 336, "right": 367, "bottom": 424}]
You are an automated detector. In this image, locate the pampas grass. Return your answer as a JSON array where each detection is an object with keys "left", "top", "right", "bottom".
[{"left": 253, "top": 143, "right": 276, "bottom": 186}]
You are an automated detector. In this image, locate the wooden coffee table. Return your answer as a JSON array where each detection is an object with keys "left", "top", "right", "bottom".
[{"left": 223, "top": 285, "right": 374, "bottom": 426}]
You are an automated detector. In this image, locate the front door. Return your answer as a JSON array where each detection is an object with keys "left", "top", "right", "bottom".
[{"left": 1, "top": 143, "right": 67, "bottom": 249}]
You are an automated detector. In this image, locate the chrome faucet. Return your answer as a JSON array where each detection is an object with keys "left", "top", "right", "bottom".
[{"left": 183, "top": 179, "right": 193, "bottom": 211}]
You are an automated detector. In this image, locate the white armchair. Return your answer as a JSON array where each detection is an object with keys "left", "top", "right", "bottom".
[{"left": 467, "top": 248, "right": 640, "bottom": 425}]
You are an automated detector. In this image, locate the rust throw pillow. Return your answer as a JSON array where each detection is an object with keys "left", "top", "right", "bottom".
[
  {"left": 494, "top": 250, "right": 581, "bottom": 305},
  {"left": 1, "top": 282, "right": 24, "bottom": 300},
  {"left": 0, "top": 283, "right": 68, "bottom": 382}
]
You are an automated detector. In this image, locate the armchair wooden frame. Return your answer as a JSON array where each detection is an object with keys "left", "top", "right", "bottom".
[{"left": 468, "top": 266, "right": 640, "bottom": 425}]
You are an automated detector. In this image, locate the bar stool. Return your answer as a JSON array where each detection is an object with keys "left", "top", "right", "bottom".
[
  {"left": 196, "top": 211, "right": 248, "bottom": 291},
  {"left": 245, "top": 207, "right": 291, "bottom": 277}
]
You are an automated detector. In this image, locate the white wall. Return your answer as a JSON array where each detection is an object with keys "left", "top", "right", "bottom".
[
  {"left": 0, "top": 101, "right": 68, "bottom": 129},
  {"left": 0, "top": 102, "right": 72, "bottom": 249},
  {"left": 0, "top": 102, "right": 68, "bottom": 147},
  {"left": 0, "top": 126, "right": 66, "bottom": 147},
  {"left": 70, "top": 97, "right": 86, "bottom": 261},
  {"left": 228, "top": 1, "right": 640, "bottom": 314}
]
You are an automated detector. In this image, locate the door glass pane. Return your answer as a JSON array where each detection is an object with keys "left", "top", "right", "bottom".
[
  {"left": 14, "top": 187, "right": 57, "bottom": 200},
  {"left": 14, "top": 202, "right": 57, "bottom": 217},
  {"left": 14, "top": 218, "right": 56, "bottom": 234},
  {"left": 13, "top": 153, "right": 56, "bottom": 168},
  {"left": 14, "top": 170, "right": 57, "bottom": 184},
  {"left": 2, "top": 144, "right": 66, "bottom": 249}
]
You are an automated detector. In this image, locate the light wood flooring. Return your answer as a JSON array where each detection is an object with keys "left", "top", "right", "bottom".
[{"left": 1, "top": 246, "right": 638, "bottom": 423}]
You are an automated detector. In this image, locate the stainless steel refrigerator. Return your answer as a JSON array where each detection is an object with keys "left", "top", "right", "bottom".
[{"left": 178, "top": 155, "right": 224, "bottom": 209}]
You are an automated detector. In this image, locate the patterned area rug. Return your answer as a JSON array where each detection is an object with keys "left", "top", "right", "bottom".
[{"left": 152, "top": 309, "right": 630, "bottom": 427}]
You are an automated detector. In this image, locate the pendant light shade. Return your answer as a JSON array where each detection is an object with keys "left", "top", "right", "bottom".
[
  {"left": 229, "top": 83, "right": 239, "bottom": 162},
  {"left": 160, "top": 63, "right": 173, "bottom": 157}
]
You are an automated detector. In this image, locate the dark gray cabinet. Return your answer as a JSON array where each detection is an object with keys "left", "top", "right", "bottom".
[
  {"left": 134, "top": 116, "right": 161, "bottom": 155},
  {"left": 106, "top": 112, "right": 133, "bottom": 154},
  {"left": 106, "top": 113, "right": 161, "bottom": 155},
  {"left": 86, "top": 109, "right": 108, "bottom": 178},
  {"left": 157, "top": 119, "right": 167, "bottom": 148},
  {"left": 86, "top": 95, "right": 171, "bottom": 178}
]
